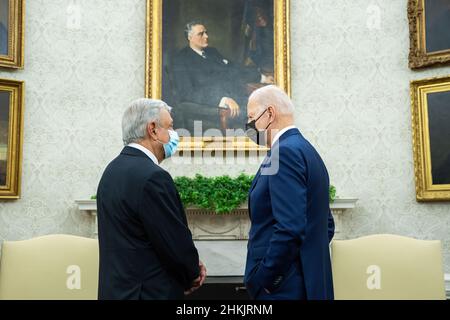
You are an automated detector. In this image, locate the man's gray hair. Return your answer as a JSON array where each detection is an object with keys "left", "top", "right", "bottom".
[
  {"left": 249, "top": 85, "right": 294, "bottom": 115},
  {"left": 122, "top": 98, "right": 172, "bottom": 146},
  {"left": 184, "top": 20, "right": 204, "bottom": 40}
]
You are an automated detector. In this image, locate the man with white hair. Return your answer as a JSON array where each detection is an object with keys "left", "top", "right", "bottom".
[
  {"left": 96, "top": 98, "right": 206, "bottom": 299},
  {"left": 170, "top": 21, "right": 273, "bottom": 132},
  {"left": 244, "top": 85, "right": 335, "bottom": 300}
]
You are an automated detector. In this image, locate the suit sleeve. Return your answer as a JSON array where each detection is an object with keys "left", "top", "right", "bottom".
[
  {"left": 172, "top": 48, "right": 235, "bottom": 107},
  {"left": 253, "top": 146, "right": 307, "bottom": 293},
  {"left": 138, "top": 170, "right": 200, "bottom": 290},
  {"left": 328, "top": 208, "right": 335, "bottom": 243}
]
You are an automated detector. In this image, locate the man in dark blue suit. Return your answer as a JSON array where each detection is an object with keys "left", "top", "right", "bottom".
[
  {"left": 169, "top": 21, "right": 273, "bottom": 133},
  {"left": 96, "top": 98, "right": 206, "bottom": 299},
  {"left": 244, "top": 85, "right": 335, "bottom": 300}
]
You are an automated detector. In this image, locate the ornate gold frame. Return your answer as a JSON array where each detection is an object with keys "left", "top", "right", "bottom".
[
  {"left": 411, "top": 75, "right": 450, "bottom": 201},
  {"left": 145, "top": 0, "right": 290, "bottom": 151},
  {"left": 0, "top": 78, "right": 24, "bottom": 199},
  {"left": 408, "top": 0, "right": 450, "bottom": 69},
  {"left": 0, "top": 0, "right": 24, "bottom": 69}
]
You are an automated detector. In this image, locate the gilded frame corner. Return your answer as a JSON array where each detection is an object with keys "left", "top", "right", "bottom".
[
  {"left": 408, "top": 0, "right": 450, "bottom": 69},
  {"left": 0, "top": 0, "right": 25, "bottom": 69},
  {"left": 0, "top": 78, "right": 24, "bottom": 199},
  {"left": 145, "top": 0, "right": 290, "bottom": 151},
  {"left": 410, "top": 75, "right": 450, "bottom": 201}
]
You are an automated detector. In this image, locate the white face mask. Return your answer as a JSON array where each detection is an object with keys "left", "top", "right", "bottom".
[{"left": 157, "top": 129, "right": 179, "bottom": 159}]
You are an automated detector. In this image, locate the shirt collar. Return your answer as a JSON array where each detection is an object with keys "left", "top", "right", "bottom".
[
  {"left": 271, "top": 125, "right": 298, "bottom": 147},
  {"left": 127, "top": 143, "right": 159, "bottom": 165},
  {"left": 190, "top": 47, "right": 205, "bottom": 57}
]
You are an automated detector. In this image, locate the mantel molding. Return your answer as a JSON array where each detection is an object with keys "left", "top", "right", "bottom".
[
  {"left": 76, "top": 198, "right": 358, "bottom": 240},
  {"left": 75, "top": 198, "right": 450, "bottom": 298},
  {"left": 75, "top": 197, "right": 358, "bottom": 213}
]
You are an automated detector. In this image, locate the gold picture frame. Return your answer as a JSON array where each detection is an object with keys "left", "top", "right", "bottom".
[
  {"left": 0, "top": 78, "right": 24, "bottom": 199},
  {"left": 411, "top": 75, "right": 450, "bottom": 201},
  {"left": 0, "top": 0, "right": 24, "bottom": 69},
  {"left": 145, "top": 0, "right": 290, "bottom": 151},
  {"left": 408, "top": 0, "right": 450, "bottom": 69}
]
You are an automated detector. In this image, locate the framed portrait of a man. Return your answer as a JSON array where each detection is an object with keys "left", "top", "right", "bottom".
[
  {"left": 0, "top": 0, "right": 24, "bottom": 69},
  {"left": 411, "top": 76, "right": 450, "bottom": 201},
  {"left": 408, "top": 0, "right": 450, "bottom": 69},
  {"left": 146, "top": 0, "right": 290, "bottom": 150},
  {"left": 0, "top": 78, "right": 24, "bottom": 199}
]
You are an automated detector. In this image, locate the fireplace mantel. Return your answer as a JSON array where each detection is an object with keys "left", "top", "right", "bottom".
[
  {"left": 75, "top": 199, "right": 450, "bottom": 299},
  {"left": 75, "top": 198, "right": 358, "bottom": 240}
]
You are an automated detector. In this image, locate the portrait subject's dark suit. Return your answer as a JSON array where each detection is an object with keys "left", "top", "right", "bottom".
[
  {"left": 0, "top": 22, "right": 7, "bottom": 55},
  {"left": 170, "top": 46, "right": 259, "bottom": 131},
  {"left": 244, "top": 129, "right": 335, "bottom": 300},
  {"left": 96, "top": 146, "right": 200, "bottom": 300},
  {"left": 426, "top": 7, "right": 450, "bottom": 53}
]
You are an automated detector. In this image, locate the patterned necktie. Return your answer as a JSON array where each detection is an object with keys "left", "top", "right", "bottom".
[{"left": 201, "top": 51, "right": 207, "bottom": 59}]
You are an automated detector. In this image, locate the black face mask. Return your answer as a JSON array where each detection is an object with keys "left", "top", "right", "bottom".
[{"left": 245, "top": 109, "right": 271, "bottom": 146}]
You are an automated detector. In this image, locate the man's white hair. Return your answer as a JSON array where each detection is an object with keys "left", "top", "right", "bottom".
[
  {"left": 249, "top": 85, "right": 294, "bottom": 115},
  {"left": 185, "top": 20, "right": 204, "bottom": 40},
  {"left": 122, "top": 98, "right": 172, "bottom": 146}
]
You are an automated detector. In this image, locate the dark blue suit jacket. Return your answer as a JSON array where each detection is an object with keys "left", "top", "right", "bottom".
[
  {"left": 96, "top": 147, "right": 199, "bottom": 299},
  {"left": 244, "top": 129, "right": 335, "bottom": 300},
  {"left": 172, "top": 46, "right": 260, "bottom": 107}
]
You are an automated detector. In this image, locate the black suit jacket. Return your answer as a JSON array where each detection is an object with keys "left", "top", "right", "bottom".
[
  {"left": 171, "top": 46, "right": 259, "bottom": 107},
  {"left": 96, "top": 147, "right": 199, "bottom": 300}
]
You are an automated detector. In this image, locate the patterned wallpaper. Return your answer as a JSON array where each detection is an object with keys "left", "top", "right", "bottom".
[{"left": 0, "top": 0, "right": 449, "bottom": 273}]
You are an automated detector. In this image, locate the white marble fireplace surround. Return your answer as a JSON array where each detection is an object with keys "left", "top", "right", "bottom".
[
  {"left": 76, "top": 198, "right": 449, "bottom": 298},
  {"left": 76, "top": 198, "right": 358, "bottom": 240},
  {"left": 76, "top": 198, "right": 357, "bottom": 276},
  {"left": 72, "top": 199, "right": 450, "bottom": 298}
]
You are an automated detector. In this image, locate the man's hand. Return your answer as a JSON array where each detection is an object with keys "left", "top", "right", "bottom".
[
  {"left": 261, "top": 74, "right": 275, "bottom": 84},
  {"left": 198, "top": 260, "right": 207, "bottom": 286},
  {"left": 184, "top": 260, "right": 207, "bottom": 296},
  {"left": 224, "top": 97, "right": 240, "bottom": 118}
]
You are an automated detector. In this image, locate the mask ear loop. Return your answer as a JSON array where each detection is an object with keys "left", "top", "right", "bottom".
[{"left": 154, "top": 121, "right": 171, "bottom": 144}]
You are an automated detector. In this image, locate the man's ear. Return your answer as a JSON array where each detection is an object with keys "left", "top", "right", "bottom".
[
  {"left": 147, "top": 122, "right": 158, "bottom": 141},
  {"left": 267, "top": 105, "right": 276, "bottom": 121}
]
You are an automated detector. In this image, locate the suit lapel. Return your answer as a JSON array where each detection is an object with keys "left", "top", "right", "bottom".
[
  {"left": 249, "top": 169, "right": 262, "bottom": 194},
  {"left": 248, "top": 151, "right": 272, "bottom": 219},
  {"left": 250, "top": 150, "right": 271, "bottom": 193},
  {"left": 248, "top": 130, "right": 300, "bottom": 217}
]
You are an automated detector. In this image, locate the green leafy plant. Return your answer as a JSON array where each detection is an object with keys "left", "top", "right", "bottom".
[
  {"left": 174, "top": 174, "right": 254, "bottom": 214},
  {"left": 91, "top": 174, "right": 337, "bottom": 213},
  {"left": 174, "top": 174, "right": 337, "bottom": 213},
  {"left": 329, "top": 185, "right": 336, "bottom": 203}
]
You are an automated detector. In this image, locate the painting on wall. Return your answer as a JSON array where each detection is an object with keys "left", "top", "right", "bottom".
[
  {"left": 411, "top": 75, "right": 450, "bottom": 201},
  {"left": 0, "top": 0, "right": 24, "bottom": 69},
  {"left": 145, "top": 0, "right": 290, "bottom": 150},
  {"left": 0, "top": 78, "right": 24, "bottom": 199},
  {"left": 408, "top": 0, "right": 450, "bottom": 69}
]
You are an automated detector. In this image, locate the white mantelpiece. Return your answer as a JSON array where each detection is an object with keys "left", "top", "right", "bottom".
[
  {"left": 75, "top": 199, "right": 450, "bottom": 298},
  {"left": 75, "top": 200, "right": 98, "bottom": 237},
  {"left": 446, "top": 274, "right": 450, "bottom": 300},
  {"left": 75, "top": 198, "right": 358, "bottom": 239},
  {"left": 330, "top": 198, "right": 358, "bottom": 239}
]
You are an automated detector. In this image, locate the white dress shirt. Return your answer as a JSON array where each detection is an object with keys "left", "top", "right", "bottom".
[
  {"left": 127, "top": 143, "right": 159, "bottom": 165},
  {"left": 271, "top": 125, "right": 298, "bottom": 147},
  {"left": 191, "top": 47, "right": 206, "bottom": 58}
]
